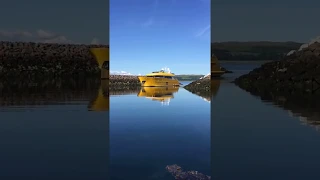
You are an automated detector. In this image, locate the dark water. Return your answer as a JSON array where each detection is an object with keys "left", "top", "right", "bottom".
[
  {"left": 109, "top": 81, "right": 210, "bottom": 179},
  {"left": 0, "top": 78, "right": 210, "bottom": 180},
  {"left": 213, "top": 62, "right": 320, "bottom": 180},
  {"left": 0, "top": 78, "right": 109, "bottom": 180},
  {"left": 2, "top": 62, "right": 319, "bottom": 180}
]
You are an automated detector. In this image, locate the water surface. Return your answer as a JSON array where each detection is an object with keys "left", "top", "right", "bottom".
[
  {"left": 0, "top": 78, "right": 109, "bottom": 180},
  {"left": 109, "top": 81, "right": 210, "bottom": 179},
  {"left": 213, "top": 61, "right": 320, "bottom": 180}
]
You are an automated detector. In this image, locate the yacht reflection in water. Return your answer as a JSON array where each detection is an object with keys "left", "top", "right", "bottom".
[
  {"left": 211, "top": 78, "right": 221, "bottom": 100},
  {"left": 0, "top": 78, "right": 109, "bottom": 112},
  {"left": 88, "top": 79, "right": 109, "bottom": 111},
  {"left": 137, "top": 86, "right": 179, "bottom": 105}
]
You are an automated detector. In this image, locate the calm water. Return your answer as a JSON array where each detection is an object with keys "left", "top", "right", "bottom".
[
  {"left": 0, "top": 78, "right": 109, "bottom": 180},
  {"left": 2, "top": 62, "right": 320, "bottom": 180},
  {"left": 213, "top": 62, "right": 320, "bottom": 180},
  {"left": 110, "top": 81, "right": 210, "bottom": 179},
  {"left": 0, "top": 78, "right": 210, "bottom": 180}
]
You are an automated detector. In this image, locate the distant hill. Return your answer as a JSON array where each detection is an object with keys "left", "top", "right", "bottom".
[
  {"left": 212, "top": 41, "right": 303, "bottom": 61},
  {"left": 175, "top": 74, "right": 204, "bottom": 81}
]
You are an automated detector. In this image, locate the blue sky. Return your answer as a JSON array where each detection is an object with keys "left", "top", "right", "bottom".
[
  {"left": 212, "top": 0, "right": 320, "bottom": 42},
  {"left": 2, "top": 0, "right": 319, "bottom": 75},
  {"left": 0, "top": 0, "right": 109, "bottom": 44},
  {"left": 110, "top": 0, "right": 210, "bottom": 75}
]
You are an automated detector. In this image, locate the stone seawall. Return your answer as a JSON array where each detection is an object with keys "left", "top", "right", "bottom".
[
  {"left": 0, "top": 41, "right": 108, "bottom": 77},
  {"left": 109, "top": 75, "right": 140, "bottom": 90}
]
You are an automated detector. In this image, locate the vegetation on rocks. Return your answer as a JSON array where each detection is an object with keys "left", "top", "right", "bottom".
[
  {"left": 212, "top": 41, "right": 302, "bottom": 61},
  {"left": 175, "top": 74, "right": 204, "bottom": 81}
]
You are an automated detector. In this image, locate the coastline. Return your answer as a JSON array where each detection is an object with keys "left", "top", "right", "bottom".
[{"left": 220, "top": 60, "right": 273, "bottom": 63}]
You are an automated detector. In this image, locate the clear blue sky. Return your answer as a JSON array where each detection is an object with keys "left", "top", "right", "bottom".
[
  {"left": 212, "top": 0, "right": 320, "bottom": 42},
  {"left": 0, "top": 0, "right": 109, "bottom": 44},
  {"left": 110, "top": 0, "right": 210, "bottom": 75},
  {"left": 2, "top": 0, "right": 319, "bottom": 75}
]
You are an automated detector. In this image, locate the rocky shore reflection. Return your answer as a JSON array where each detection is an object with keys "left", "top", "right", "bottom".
[
  {"left": 0, "top": 77, "right": 109, "bottom": 112},
  {"left": 137, "top": 86, "right": 179, "bottom": 105},
  {"left": 246, "top": 88, "right": 320, "bottom": 131}
]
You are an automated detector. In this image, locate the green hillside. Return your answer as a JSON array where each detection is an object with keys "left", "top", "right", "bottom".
[
  {"left": 175, "top": 74, "right": 204, "bottom": 81},
  {"left": 212, "top": 41, "right": 303, "bottom": 60}
]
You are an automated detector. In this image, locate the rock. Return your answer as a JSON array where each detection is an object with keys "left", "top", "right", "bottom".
[
  {"left": 234, "top": 41, "right": 320, "bottom": 94},
  {"left": 109, "top": 75, "right": 140, "bottom": 90},
  {"left": 0, "top": 41, "right": 108, "bottom": 78},
  {"left": 166, "top": 164, "right": 211, "bottom": 180},
  {"left": 221, "top": 66, "right": 233, "bottom": 73},
  {"left": 183, "top": 75, "right": 213, "bottom": 99},
  {"left": 184, "top": 76, "right": 210, "bottom": 92}
]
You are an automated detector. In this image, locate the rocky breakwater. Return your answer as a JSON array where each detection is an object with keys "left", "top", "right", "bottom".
[
  {"left": 234, "top": 40, "right": 320, "bottom": 94},
  {"left": 184, "top": 74, "right": 211, "bottom": 96},
  {"left": 0, "top": 41, "right": 108, "bottom": 78},
  {"left": 109, "top": 75, "right": 140, "bottom": 91}
]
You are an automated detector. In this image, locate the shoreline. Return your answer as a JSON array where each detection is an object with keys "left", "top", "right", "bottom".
[
  {"left": 220, "top": 60, "right": 273, "bottom": 63},
  {"left": 234, "top": 42, "right": 320, "bottom": 95}
]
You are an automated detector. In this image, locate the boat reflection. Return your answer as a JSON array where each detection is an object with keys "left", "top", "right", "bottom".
[
  {"left": 211, "top": 78, "right": 221, "bottom": 100},
  {"left": 137, "top": 86, "right": 179, "bottom": 105},
  {"left": 88, "top": 79, "right": 109, "bottom": 111}
]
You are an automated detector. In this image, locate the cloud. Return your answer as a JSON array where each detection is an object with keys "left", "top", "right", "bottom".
[
  {"left": 110, "top": 70, "right": 134, "bottom": 75},
  {"left": 0, "top": 29, "right": 74, "bottom": 44},
  {"left": 195, "top": 25, "right": 210, "bottom": 37},
  {"left": 91, "top": 37, "right": 100, "bottom": 44},
  {"left": 37, "top": 29, "right": 56, "bottom": 39},
  {"left": 43, "top": 36, "right": 73, "bottom": 44},
  {"left": 141, "top": 17, "right": 154, "bottom": 27},
  {"left": 0, "top": 30, "right": 33, "bottom": 38}
]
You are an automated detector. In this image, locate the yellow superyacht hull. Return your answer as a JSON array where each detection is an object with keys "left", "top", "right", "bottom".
[
  {"left": 211, "top": 54, "right": 225, "bottom": 77},
  {"left": 89, "top": 47, "right": 109, "bottom": 79},
  {"left": 138, "top": 76, "right": 180, "bottom": 87}
]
